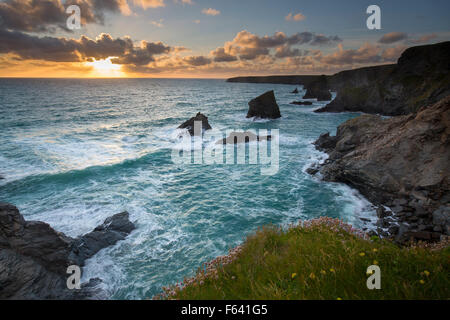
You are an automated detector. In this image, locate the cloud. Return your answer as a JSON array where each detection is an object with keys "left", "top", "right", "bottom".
[
  {"left": 131, "top": 0, "right": 165, "bottom": 9},
  {"left": 202, "top": 8, "right": 220, "bottom": 16},
  {"left": 212, "top": 30, "right": 341, "bottom": 61},
  {"left": 0, "top": 29, "right": 172, "bottom": 65},
  {"left": 183, "top": 55, "right": 212, "bottom": 66},
  {"left": 0, "top": 0, "right": 131, "bottom": 32},
  {"left": 210, "top": 47, "right": 238, "bottom": 62},
  {"left": 151, "top": 19, "right": 164, "bottom": 28},
  {"left": 378, "top": 32, "right": 408, "bottom": 44},
  {"left": 274, "top": 45, "right": 305, "bottom": 58},
  {"left": 285, "top": 12, "right": 305, "bottom": 21},
  {"left": 407, "top": 33, "right": 437, "bottom": 45}
]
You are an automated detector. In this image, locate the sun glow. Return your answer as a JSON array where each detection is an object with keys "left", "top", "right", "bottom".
[{"left": 86, "top": 57, "right": 125, "bottom": 77}]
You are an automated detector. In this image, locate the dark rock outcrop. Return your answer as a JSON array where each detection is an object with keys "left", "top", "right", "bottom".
[
  {"left": 316, "top": 41, "right": 450, "bottom": 115},
  {"left": 290, "top": 101, "right": 313, "bottom": 106},
  {"left": 0, "top": 203, "right": 135, "bottom": 299},
  {"left": 246, "top": 90, "right": 281, "bottom": 119},
  {"left": 303, "top": 75, "right": 332, "bottom": 101},
  {"left": 216, "top": 131, "right": 271, "bottom": 145},
  {"left": 309, "top": 96, "right": 450, "bottom": 243},
  {"left": 178, "top": 112, "right": 212, "bottom": 136},
  {"left": 291, "top": 88, "right": 299, "bottom": 94}
]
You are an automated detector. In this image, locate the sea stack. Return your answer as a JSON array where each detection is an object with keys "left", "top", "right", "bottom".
[
  {"left": 303, "top": 75, "right": 331, "bottom": 101},
  {"left": 291, "top": 88, "right": 299, "bottom": 94},
  {"left": 178, "top": 112, "right": 212, "bottom": 136},
  {"left": 246, "top": 90, "right": 281, "bottom": 119}
]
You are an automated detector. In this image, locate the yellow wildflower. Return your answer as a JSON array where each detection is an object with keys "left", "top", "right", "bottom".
[
  {"left": 309, "top": 273, "right": 316, "bottom": 280},
  {"left": 291, "top": 273, "right": 297, "bottom": 279},
  {"left": 337, "top": 297, "right": 342, "bottom": 300},
  {"left": 372, "top": 248, "right": 378, "bottom": 253},
  {"left": 373, "top": 260, "right": 378, "bottom": 265},
  {"left": 330, "top": 268, "right": 335, "bottom": 273},
  {"left": 359, "top": 252, "right": 365, "bottom": 257},
  {"left": 424, "top": 270, "right": 430, "bottom": 277},
  {"left": 419, "top": 279, "right": 425, "bottom": 284},
  {"left": 320, "top": 270, "right": 326, "bottom": 275}
]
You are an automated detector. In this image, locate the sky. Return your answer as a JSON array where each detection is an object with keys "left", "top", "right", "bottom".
[{"left": 0, "top": 0, "right": 449, "bottom": 78}]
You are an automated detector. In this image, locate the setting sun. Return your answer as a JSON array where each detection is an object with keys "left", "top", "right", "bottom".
[{"left": 86, "top": 57, "right": 124, "bottom": 77}]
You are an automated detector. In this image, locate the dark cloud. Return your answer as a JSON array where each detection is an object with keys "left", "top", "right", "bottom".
[
  {"left": 183, "top": 55, "right": 212, "bottom": 66},
  {"left": 378, "top": 32, "right": 408, "bottom": 44},
  {"left": 0, "top": 29, "right": 172, "bottom": 64},
  {"left": 274, "top": 45, "right": 305, "bottom": 58},
  {"left": 0, "top": 0, "right": 126, "bottom": 32},
  {"left": 210, "top": 47, "right": 237, "bottom": 62}
]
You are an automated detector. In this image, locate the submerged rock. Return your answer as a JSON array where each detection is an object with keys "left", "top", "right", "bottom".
[
  {"left": 290, "top": 101, "right": 313, "bottom": 106},
  {"left": 310, "top": 96, "right": 450, "bottom": 243},
  {"left": 0, "top": 203, "right": 135, "bottom": 299},
  {"left": 291, "top": 88, "right": 299, "bottom": 94},
  {"left": 246, "top": 90, "right": 281, "bottom": 119},
  {"left": 178, "top": 112, "right": 212, "bottom": 136},
  {"left": 216, "top": 131, "right": 271, "bottom": 145}
]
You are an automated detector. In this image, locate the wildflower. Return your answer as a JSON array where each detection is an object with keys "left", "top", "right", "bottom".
[
  {"left": 337, "top": 297, "right": 342, "bottom": 300},
  {"left": 373, "top": 260, "right": 378, "bottom": 265},
  {"left": 329, "top": 268, "right": 335, "bottom": 273},
  {"left": 366, "top": 269, "right": 374, "bottom": 276},
  {"left": 291, "top": 273, "right": 297, "bottom": 279},
  {"left": 309, "top": 273, "right": 316, "bottom": 280},
  {"left": 320, "top": 270, "right": 326, "bottom": 275},
  {"left": 359, "top": 252, "right": 365, "bottom": 257},
  {"left": 424, "top": 270, "right": 430, "bottom": 277},
  {"left": 419, "top": 279, "right": 425, "bottom": 284},
  {"left": 372, "top": 248, "right": 378, "bottom": 252},
  {"left": 231, "top": 276, "right": 236, "bottom": 280}
]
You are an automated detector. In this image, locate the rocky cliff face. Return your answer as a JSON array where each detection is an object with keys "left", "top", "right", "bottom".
[
  {"left": 316, "top": 42, "right": 450, "bottom": 115},
  {"left": 311, "top": 96, "right": 450, "bottom": 243},
  {"left": 0, "top": 203, "right": 135, "bottom": 299}
]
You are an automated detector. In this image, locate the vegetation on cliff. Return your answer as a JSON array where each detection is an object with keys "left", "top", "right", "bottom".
[{"left": 157, "top": 217, "right": 449, "bottom": 300}]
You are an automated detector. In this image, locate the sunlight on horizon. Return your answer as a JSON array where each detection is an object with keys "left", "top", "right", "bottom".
[{"left": 85, "top": 57, "right": 125, "bottom": 78}]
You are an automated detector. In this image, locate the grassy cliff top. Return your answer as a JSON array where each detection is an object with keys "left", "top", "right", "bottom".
[{"left": 157, "top": 217, "right": 449, "bottom": 300}]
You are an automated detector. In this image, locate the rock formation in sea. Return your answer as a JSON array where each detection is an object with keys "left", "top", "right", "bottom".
[
  {"left": 290, "top": 101, "right": 313, "bottom": 106},
  {"left": 303, "top": 75, "right": 332, "bottom": 101},
  {"left": 178, "top": 112, "right": 212, "bottom": 136},
  {"left": 291, "top": 88, "right": 299, "bottom": 94},
  {"left": 227, "top": 41, "right": 450, "bottom": 116},
  {"left": 309, "top": 96, "right": 450, "bottom": 243},
  {"left": 216, "top": 131, "right": 271, "bottom": 144},
  {"left": 246, "top": 90, "right": 281, "bottom": 119},
  {"left": 0, "top": 203, "right": 135, "bottom": 299}
]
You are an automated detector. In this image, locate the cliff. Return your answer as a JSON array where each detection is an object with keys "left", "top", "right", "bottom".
[
  {"left": 227, "top": 41, "right": 450, "bottom": 116},
  {"left": 311, "top": 96, "right": 450, "bottom": 243}
]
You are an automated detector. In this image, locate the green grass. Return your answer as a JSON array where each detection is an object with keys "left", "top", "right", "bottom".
[{"left": 159, "top": 218, "right": 449, "bottom": 300}]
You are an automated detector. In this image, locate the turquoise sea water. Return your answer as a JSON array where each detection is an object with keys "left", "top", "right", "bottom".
[{"left": 0, "top": 78, "right": 376, "bottom": 299}]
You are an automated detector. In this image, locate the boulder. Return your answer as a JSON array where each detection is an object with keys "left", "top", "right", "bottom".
[
  {"left": 246, "top": 90, "right": 281, "bottom": 119},
  {"left": 216, "top": 131, "right": 271, "bottom": 145},
  {"left": 291, "top": 88, "right": 299, "bottom": 94},
  {"left": 290, "top": 101, "right": 313, "bottom": 106},
  {"left": 0, "top": 203, "right": 135, "bottom": 299},
  {"left": 178, "top": 112, "right": 212, "bottom": 136}
]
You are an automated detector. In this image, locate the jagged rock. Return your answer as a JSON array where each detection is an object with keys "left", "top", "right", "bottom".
[
  {"left": 216, "top": 131, "right": 271, "bottom": 145},
  {"left": 0, "top": 203, "right": 135, "bottom": 299},
  {"left": 246, "top": 90, "right": 281, "bottom": 119},
  {"left": 290, "top": 101, "right": 313, "bottom": 106},
  {"left": 178, "top": 112, "right": 212, "bottom": 136},
  {"left": 312, "top": 96, "right": 450, "bottom": 243},
  {"left": 313, "top": 132, "right": 337, "bottom": 153},
  {"left": 291, "top": 88, "right": 299, "bottom": 94},
  {"left": 303, "top": 75, "right": 331, "bottom": 101}
]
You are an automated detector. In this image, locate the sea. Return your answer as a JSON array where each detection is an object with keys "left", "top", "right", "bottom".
[{"left": 0, "top": 78, "right": 376, "bottom": 299}]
